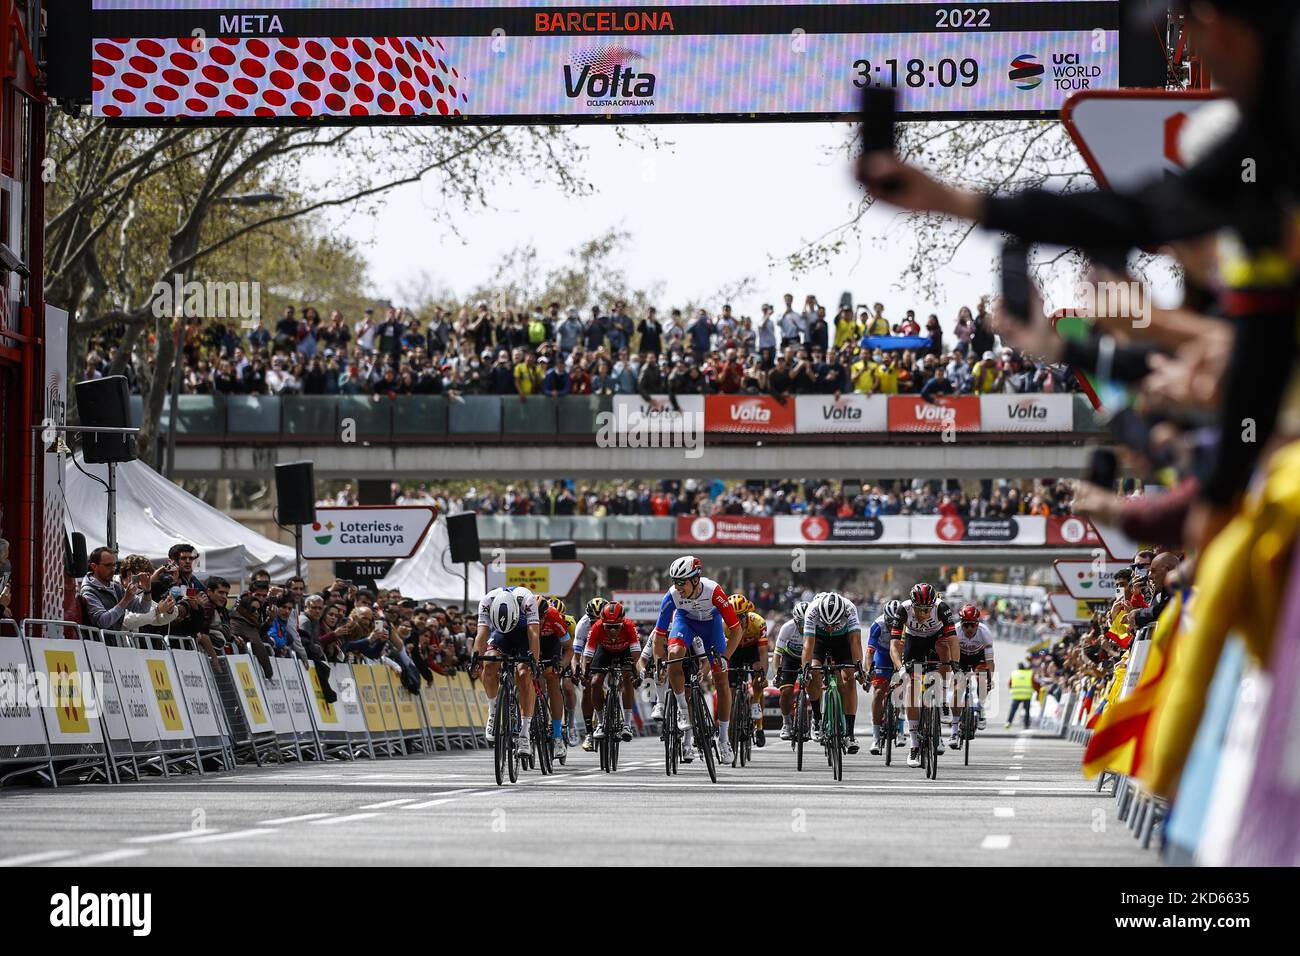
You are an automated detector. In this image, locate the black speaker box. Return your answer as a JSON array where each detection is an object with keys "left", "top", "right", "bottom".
[
  {"left": 446, "top": 512, "right": 481, "bottom": 564},
  {"left": 275, "top": 461, "right": 317, "bottom": 526},
  {"left": 74, "top": 375, "right": 135, "bottom": 463},
  {"left": 550, "top": 540, "right": 577, "bottom": 560}
]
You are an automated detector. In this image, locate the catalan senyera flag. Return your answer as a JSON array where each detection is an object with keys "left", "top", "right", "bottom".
[
  {"left": 1082, "top": 590, "right": 1183, "bottom": 779},
  {"left": 1141, "top": 439, "right": 1300, "bottom": 798}
]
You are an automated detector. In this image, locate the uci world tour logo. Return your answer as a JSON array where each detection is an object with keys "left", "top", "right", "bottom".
[
  {"left": 564, "top": 45, "right": 655, "bottom": 105},
  {"left": 1008, "top": 53, "right": 1044, "bottom": 90}
]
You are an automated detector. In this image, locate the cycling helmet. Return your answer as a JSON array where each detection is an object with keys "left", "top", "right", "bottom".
[
  {"left": 729, "top": 593, "right": 755, "bottom": 617},
  {"left": 910, "top": 582, "right": 937, "bottom": 608},
  {"left": 668, "top": 555, "right": 703, "bottom": 581},
  {"left": 884, "top": 599, "right": 903, "bottom": 622},
  {"left": 585, "top": 597, "right": 607, "bottom": 621},
  {"left": 599, "top": 601, "right": 626, "bottom": 625},
  {"left": 489, "top": 589, "right": 521, "bottom": 632},
  {"left": 547, "top": 596, "right": 567, "bottom": 617},
  {"left": 959, "top": 603, "right": 980, "bottom": 624},
  {"left": 816, "top": 592, "right": 852, "bottom": 631},
  {"left": 791, "top": 601, "right": 810, "bottom": 628}
]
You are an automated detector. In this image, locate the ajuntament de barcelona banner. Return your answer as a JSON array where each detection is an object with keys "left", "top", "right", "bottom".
[{"left": 90, "top": 0, "right": 1120, "bottom": 122}]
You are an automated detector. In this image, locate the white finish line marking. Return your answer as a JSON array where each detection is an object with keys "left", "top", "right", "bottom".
[
  {"left": 981, "top": 835, "right": 1012, "bottom": 850},
  {"left": 0, "top": 849, "right": 78, "bottom": 867},
  {"left": 55, "top": 848, "right": 149, "bottom": 866},
  {"left": 993, "top": 807, "right": 1015, "bottom": 818},
  {"left": 310, "top": 812, "right": 380, "bottom": 826},
  {"left": 125, "top": 829, "right": 223, "bottom": 844},
  {"left": 402, "top": 789, "right": 484, "bottom": 809},
  {"left": 258, "top": 813, "right": 331, "bottom": 826},
  {"left": 999, "top": 789, "right": 1017, "bottom": 796},
  {"left": 360, "top": 798, "right": 419, "bottom": 809},
  {"left": 181, "top": 828, "right": 278, "bottom": 844},
  {"left": 1005, "top": 775, "right": 1021, "bottom": 781}
]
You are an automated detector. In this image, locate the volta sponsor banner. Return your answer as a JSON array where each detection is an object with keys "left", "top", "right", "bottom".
[
  {"left": 1053, "top": 558, "right": 1132, "bottom": 599},
  {"left": 676, "top": 515, "right": 773, "bottom": 546},
  {"left": 794, "top": 394, "right": 889, "bottom": 433},
  {"left": 1046, "top": 515, "right": 1102, "bottom": 546},
  {"left": 979, "top": 394, "right": 1073, "bottom": 431},
  {"left": 774, "top": 514, "right": 907, "bottom": 545},
  {"left": 887, "top": 395, "right": 981, "bottom": 432},
  {"left": 610, "top": 393, "right": 705, "bottom": 431},
  {"left": 704, "top": 395, "right": 794, "bottom": 433},
  {"left": 302, "top": 506, "right": 436, "bottom": 559}
]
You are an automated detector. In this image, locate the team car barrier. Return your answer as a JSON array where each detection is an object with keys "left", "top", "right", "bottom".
[{"left": 0, "top": 619, "right": 524, "bottom": 788}]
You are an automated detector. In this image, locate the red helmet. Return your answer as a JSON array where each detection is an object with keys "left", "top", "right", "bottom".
[
  {"left": 599, "top": 601, "right": 625, "bottom": 625},
  {"left": 959, "top": 603, "right": 981, "bottom": 624},
  {"left": 910, "top": 583, "right": 937, "bottom": 608}
]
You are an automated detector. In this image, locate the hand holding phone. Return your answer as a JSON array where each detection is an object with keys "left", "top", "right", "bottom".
[
  {"left": 859, "top": 87, "right": 901, "bottom": 195},
  {"left": 1000, "top": 239, "right": 1033, "bottom": 326},
  {"left": 1086, "top": 448, "right": 1118, "bottom": 488}
]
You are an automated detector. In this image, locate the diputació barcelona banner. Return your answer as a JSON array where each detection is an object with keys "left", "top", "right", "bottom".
[{"left": 89, "top": 0, "right": 1121, "bottom": 122}]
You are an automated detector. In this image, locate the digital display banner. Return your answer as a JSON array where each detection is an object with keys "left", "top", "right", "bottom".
[{"left": 89, "top": 0, "right": 1121, "bottom": 122}]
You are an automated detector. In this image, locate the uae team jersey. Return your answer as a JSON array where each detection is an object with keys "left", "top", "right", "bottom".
[
  {"left": 957, "top": 620, "right": 994, "bottom": 657},
  {"left": 889, "top": 600, "right": 957, "bottom": 639}
]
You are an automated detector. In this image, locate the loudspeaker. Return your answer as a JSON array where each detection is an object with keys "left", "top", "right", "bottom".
[
  {"left": 275, "top": 461, "right": 317, "bottom": 526},
  {"left": 65, "top": 532, "right": 87, "bottom": 578},
  {"left": 607, "top": 567, "right": 629, "bottom": 590},
  {"left": 75, "top": 375, "right": 135, "bottom": 463},
  {"left": 446, "top": 512, "right": 481, "bottom": 564},
  {"left": 550, "top": 540, "right": 577, "bottom": 560}
]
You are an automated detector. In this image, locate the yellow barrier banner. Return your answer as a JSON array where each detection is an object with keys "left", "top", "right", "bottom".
[
  {"left": 233, "top": 658, "right": 273, "bottom": 732},
  {"left": 373, "top": 667, "right": 402, "bottom": 733},
  {"left": 41, "top": 647, "right": 91, "bottom": 737},
  {"left": 352, "top": 665, "right": 386, "bottom": 733},
  {"left": 459, "top": 672, "right": 487, "bottom": 724},
  {"left": 420, "top": 679, "right": 446, "bottom": 729},
  {"left": 305, "top": 664, "right": 339, "bottom": 725},
  {"left": 385, "top": 668, "right": 423, "bottom": 732},
  {"left": 449, "top": 671, "right": 473, "bottom": 727},
  {"left": 144, "top": 656, "right": 186, "bottom": 734},
  {"left": 433, "top": 674, "right": 461, "bottom": 729}
]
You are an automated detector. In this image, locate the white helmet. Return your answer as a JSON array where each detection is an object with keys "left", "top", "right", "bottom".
[
  {"left": 791, "top": 601, "right": 810, "bottom": 628},
  {"left": 489, "top": 589, "right": 522, "bottom": 632},
  {"left": 816, "top": 591, "right": 852, "bottom": 631},
  {"left": 667, "top": 555, "right": 702, "bottom": 581}
]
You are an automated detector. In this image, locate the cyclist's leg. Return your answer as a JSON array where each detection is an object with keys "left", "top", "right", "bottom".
[
  {"left": 544, "top": 666, "right": 564, "bottom": 742},
  {"left": 710, "top": 616, "right": 732, "bottom": 746}
]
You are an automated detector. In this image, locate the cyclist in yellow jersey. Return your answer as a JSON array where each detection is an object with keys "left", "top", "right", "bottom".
[{"left": 727, "top": 594, "right": 770, "bottom": 747}]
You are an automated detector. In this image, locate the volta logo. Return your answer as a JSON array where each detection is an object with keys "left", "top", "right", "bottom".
[
  {"left": 730, "top": 400, "right": 772, "bottom": 424},
  {"left": 564, "top": 46, "right": 655, "bottom": 101},
  {"left": 312, "top": 520, "right": 334, "bottom": 545},
  {"left": 1008, "top": 54, "right": 1044, "bottom": 90}
]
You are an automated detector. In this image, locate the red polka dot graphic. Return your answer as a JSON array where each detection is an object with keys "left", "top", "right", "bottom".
[{"left": 92, "top": 36, "right": 470, "bottom": 118}]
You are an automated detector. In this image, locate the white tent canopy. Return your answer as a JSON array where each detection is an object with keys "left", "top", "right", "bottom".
[
  {"left": 64, "top": 453, "right": 296, "bottom": 582},
  {"left": 377, "top": 515, "right": 484, "bottom": 603}
]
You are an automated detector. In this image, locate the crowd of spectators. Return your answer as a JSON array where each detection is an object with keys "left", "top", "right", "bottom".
[
  {"left": 77, "top": 541, "right": 475, "bottom": 702},
  {"left": 324, "top": 476, "right": 1076, "bottom": 520},
  {"left": 84, "top": 293, "right": 1077, "bottom": 404}
]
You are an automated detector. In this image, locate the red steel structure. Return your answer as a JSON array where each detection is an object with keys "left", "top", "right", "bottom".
[{"left": 0, "top": 0, "right": 46, "bottom": 620}]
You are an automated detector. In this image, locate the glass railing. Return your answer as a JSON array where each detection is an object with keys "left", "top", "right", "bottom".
[{"left": 132, "top": 394, "right": 1103, "bottom": 438}]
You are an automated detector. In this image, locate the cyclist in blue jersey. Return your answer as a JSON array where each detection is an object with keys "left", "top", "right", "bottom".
[
  {"left": 650, "top": 555, "right": 742, "bottom": 764},
  {"left": 867, "top": 599, "right": 907, "bottom": 755},
  {"left": 472, "top": 586, "right": 541, "bottom": 751}
]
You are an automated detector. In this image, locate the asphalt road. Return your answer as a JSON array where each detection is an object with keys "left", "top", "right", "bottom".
[{"left": 0, "top": 640, "right": 1156, "bottom": 867}]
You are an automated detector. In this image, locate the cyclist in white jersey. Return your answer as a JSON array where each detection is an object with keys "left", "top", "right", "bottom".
[
  {"left": 888, "top": 582, "right": 958, "bottom": 768},
  {"left": 773, "top": 601, "right": 809, "bottom": 741},
  {"left": 951, "top": 603, "right": 995, "bottom": 743},
  {"left": 473, "top": 586, "right": 541, "bottom": 750}
]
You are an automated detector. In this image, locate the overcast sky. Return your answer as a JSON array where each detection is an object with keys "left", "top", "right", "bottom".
[{"left": 331, "top": 121, "right": 1004, "bottom": 321}]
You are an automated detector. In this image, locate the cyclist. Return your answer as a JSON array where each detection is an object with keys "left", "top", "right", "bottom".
[
  {"left": 473, "top": 586, "right": 541, "bottom": 752},
  {"left": 889, "top": 582, "right": 958, "bottom": 768},
  {"left": 950, "top": 603, "right": 995, "bottom": 747},
  {"left": 727, "top": 593, "right": 770, "bottom": 747},
  {"left": 652, "top": 555, "right": 742, "bottom": 765},
  {"left": 867, "top": 599, "right": 907, "bottom": 755},
  {"left": 573, "top": 597, "right": 606, "bottom": 752},
  {"left": 583, "top": 601, "right": 642, "bottom": 743},
  {"left": 773, "top": 600, "right": 809, "bottom": 741},
  {"left": 799, "top": 590, "right": 866, "bottom": 754},
  {"left": 538, "top": 596, "right": 575, "bottom": 759}
]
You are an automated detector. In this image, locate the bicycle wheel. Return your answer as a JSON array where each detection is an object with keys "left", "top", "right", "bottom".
[
  {"left": 919, "top": 703, "right": 931, "bottom": 778},
  {"left": 602, "top": 685, "right": 618, "bottom": 774},
  {"left": 795, "top": 687, "right": 807, "bottom": 771},
  {"left": 883, "top": 694, "right": 895, "bottom": 767},
  {"left": 663, "top": 694, "right": 676, "bottom": 777},
  {"left": 730, "top": 683, "right": 744, "bottom": 768},
  {"left": 507, "top": 694, "right": 520, "bottom": 783},
  {"left": 493, "top": 680, "right": 511, "bottom": 786},
  {"left": 927, "top": 705, "right": 940, "bottom": 780},
  {"left": 825, "top": 685, "right": 842, "bottom": 779},
  {"left": 692, "top": 687, "right": 718, "bottom": 784},
  {"left": 963, "top": 708, "right": 975, "bottom": 766}
]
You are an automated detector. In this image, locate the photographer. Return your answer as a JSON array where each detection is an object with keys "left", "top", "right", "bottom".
[
  {"left": 116, "top": 554, "right": 180, "bottom": 633},
  {"left": 80, "top": 546, "right": 153, "bottom": 630}
]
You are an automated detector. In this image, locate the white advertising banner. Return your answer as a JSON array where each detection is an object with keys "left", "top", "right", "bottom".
[
  {"left": 277, "top": 658, "right": 317, "bottom": 736},
  {"left": 82, "top": 641, "right": 131, "bottom": 745},
  {"left": 485, "top": 561, "right": 586, "bottom": 597},
  {"left": 172, "top": 649, "right": 223, "bottom": 740},
  {"left": 1053, "top": 559, "right": 1132, "bottom": 599},
  {"left": 912, "top": 515, "right": 1047, "bottom": 546},
  {"left": 610, "top": 394, "right": 704, "bottom": 432},
  {"left": 794, "top": 395, "right": 889, "bottom": 433},
  {"left": 260, "top": 663, "right": 298, "bottom": 737},
  {"left": 0, "top": 640, "right": 49, "bottom": 750},
  {"left": 108, "top": 645, "right": 161, "bottom": 745},
  {"left": 301, "top": 506, "right": 436, "bottom": 559},
  {"left": 611, "top": 590, "right": 664, "bottom": 625},
  {"left": 773, "top": 514, "right": 909, "bottom": 545},
  {"left": 978, "top": 394, "right": 1073, "bottom": 432},
  {"left": 1049, "top": 592, "right": 1106, "bottom": 625}
]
